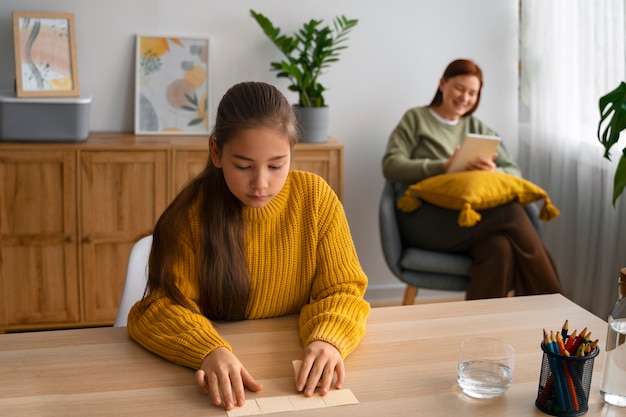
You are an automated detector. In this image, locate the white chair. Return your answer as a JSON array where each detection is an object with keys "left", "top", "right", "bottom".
[{"left": 113, "top": 235, "right": 153, "bottom": 327}]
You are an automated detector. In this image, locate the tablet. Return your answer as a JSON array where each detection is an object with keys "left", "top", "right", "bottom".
[{"left": 447, "top": 133, "right": 501, "bottom": 173}]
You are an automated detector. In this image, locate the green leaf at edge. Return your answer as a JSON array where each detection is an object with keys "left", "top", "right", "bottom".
[{"left": 612, "top": 153, "right": 626, "bottom": 207}]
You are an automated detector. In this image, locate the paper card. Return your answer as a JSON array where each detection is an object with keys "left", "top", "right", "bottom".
[
  {"left": 256, "top": 396, "right": 295, "bottom": 414},
  {"left": 227, "top": 390, "right": 359, "bottom": 416},
  {"left": 226, "top": 400, "right": 262, "bottom": 417},
  {"left": 226, "top": 359, "right": 359, "bottom": 416},
  {"left": 322, "top": 388, "right": 360, "bottom": 406},
  {"left": 288, "top": 394, "right": 327, "bottom": 410},
  {"left": 292, "top": 360, "right": 302, "bottom": 382}
]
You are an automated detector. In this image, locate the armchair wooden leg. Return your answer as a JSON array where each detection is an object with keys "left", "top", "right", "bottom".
[{"left": 402, "top": 285, "right": 418, "bottom": 305}]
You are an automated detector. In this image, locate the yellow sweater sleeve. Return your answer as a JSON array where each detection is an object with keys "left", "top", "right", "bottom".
[
  {"left": 127, "top": 228, "right": 232, "bottom": 370},
  {"left": 293, "top": 174, "right": 370, "bottom": 358}
]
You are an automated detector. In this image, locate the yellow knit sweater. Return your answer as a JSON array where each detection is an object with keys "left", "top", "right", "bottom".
[{"left": 127, "top": 170, "right": 370, "bottom": 369}]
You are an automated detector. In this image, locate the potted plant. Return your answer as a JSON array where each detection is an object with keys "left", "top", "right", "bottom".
[
  {"left": 250, "top": 9, "right": 358, "bottom": 143},
  {"left": 598, "top": 81, "right": 626, "bottom": 206}
]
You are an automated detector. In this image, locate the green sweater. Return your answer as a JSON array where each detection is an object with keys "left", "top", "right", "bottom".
[
  {"left": 382, "top": 106, "right": 521, "bottom": 193},
  {"left": 128, "top": 170, "right": 370, "bottom": 370}
]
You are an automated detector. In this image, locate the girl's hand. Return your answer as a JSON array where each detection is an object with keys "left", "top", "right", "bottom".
[
  {"left": 466, "top": 152, "right": 497, "bottom": 172},
  {"left": 195, "top": 347, "right": 263, "bottom": 411},
  {"left": 296, "top": 341, "right": 344, "bottom": 397}
]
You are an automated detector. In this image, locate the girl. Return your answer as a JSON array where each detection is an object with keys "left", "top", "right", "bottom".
[{"left": 127, "top": 81, "right": 370, "bottom": 411}]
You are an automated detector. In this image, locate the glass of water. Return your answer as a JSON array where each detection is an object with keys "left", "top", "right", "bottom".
[{"left": 457, "top": 337, "right": 515, "bottom": 399}]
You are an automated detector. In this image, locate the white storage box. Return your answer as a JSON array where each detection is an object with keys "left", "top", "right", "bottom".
[{"left": 0, "top": 91, "right": 91, "bottom": 142}]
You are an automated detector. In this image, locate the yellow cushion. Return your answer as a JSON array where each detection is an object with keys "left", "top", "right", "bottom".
[{"left": 396, "top": 171, "right": 559, "bottom": 227}]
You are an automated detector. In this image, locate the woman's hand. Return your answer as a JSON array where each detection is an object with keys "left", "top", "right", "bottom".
[
  {"left": 195, "top": 347, "right": 263, "bottom": 410},
  {"left": 296, "top": 341, "right": 344, "bottom": 397},
  {"left": 466, "top": 152, "right": 497, "bottom": 172},
  {"left": 443, "top": 146, "right": 461, "bottom": 172}
]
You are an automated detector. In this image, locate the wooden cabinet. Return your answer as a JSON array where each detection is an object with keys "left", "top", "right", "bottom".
[
  {"left": 80, "top": 150, "right": 168, "bottom": 324},
  {"left": 0, "top": 133, "right": 343, "bottom": 332},
  {"left": 171, "top": 149, "right": 208, "bottom": 194},
  {"left": 292, "top": 141, "right": 343, "bottom": 200},
  {"left": 0, "top": 150, "right": 79, "bottom": 327}
]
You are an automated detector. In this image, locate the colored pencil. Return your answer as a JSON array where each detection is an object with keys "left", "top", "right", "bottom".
[
  {"left": 562, "top": 360, "right": 580, "bottom": 410},
  {"left": 546, "top": 332, "right": 570, "bottom": 410},
  {"left": 569, "top": 327, "right": 587, "bottom": 355},
  {"left": 564, "top": 329, "right": 577, "bottom": 353}
]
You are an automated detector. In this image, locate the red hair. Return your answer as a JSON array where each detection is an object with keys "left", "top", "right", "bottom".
[{"left": 429, "top": 59, "right": 483, "bottom": 116}]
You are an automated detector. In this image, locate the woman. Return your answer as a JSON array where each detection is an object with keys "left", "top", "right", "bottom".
[
  {"left": 382, "top": 58, "right": 562, "bottom": 299},
  {"left": 128, "top": 81, "right": 370, "bottom": 411}
]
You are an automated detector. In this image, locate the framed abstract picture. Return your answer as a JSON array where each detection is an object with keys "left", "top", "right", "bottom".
[
  {"left": 12, "top": 11, "right": 80, "bottom": 98},
  {"left": 135, "top": 35, "right": 210, "bottom": 135}
]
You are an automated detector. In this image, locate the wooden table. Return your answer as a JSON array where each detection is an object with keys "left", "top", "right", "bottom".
[{"left": 0, "top": 294, "right": 621, "bottom": 416}]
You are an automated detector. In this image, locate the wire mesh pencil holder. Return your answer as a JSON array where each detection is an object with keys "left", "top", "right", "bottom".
[{"left": 535, "top": 342, "right": 599, "bottom": 416}]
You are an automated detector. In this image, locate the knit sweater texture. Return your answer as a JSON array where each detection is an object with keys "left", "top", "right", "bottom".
[
  {"left": 382, "top": 106, "right": 521, "bottom": 194},
  {"left": 127, "top": 170, "right": 370, "bottom": 370}
]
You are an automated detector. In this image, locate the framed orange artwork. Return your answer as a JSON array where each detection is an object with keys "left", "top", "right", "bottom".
[
  {"left": 12, "top": 11, "right": 80, "bottom": 98},
  {"left": 135, "top": 35, "right": 210, "bottom": 135}
]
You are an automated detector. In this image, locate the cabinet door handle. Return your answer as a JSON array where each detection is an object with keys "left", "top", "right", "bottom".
[
  {"left": 83, "top": 235, "right": 93, "bottom": 244},
  {"left": 65, "top": 235, "right": 75, "bottom": 243}
]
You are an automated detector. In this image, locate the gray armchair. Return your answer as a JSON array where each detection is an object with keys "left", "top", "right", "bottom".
[{"left": 378, "top": 180, "right": 542, "bottom": 305}]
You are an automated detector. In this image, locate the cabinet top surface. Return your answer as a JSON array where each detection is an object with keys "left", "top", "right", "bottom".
[{"left": 0, "top": 132, "right": 342, "bottom": 151}]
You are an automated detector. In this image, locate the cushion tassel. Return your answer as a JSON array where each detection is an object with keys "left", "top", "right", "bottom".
[
  {"left": 457, "top": 202, "right": 481, "bottom": 227},
  {"left": 539, "top": 197, "right": 560, "bottom": 221},
  {"left": 396, "top": 193, "right": 423, "bottom": 213}
]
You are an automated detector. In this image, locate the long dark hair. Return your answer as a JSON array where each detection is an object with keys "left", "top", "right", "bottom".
[
  {"left": 429, "top": 59, "right": 483, "bottom": 116},
  {"left": 144, "top": 81, "right": 298, "bottom": 321}
]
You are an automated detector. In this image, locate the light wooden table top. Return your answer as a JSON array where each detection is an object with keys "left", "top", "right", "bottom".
[{"left": 0, "top": 294, "right": 621, "bottom": 416}]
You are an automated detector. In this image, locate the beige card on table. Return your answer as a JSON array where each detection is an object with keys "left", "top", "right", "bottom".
[{"left": 226, "top": 360, "right": 358, "bottom": 416}]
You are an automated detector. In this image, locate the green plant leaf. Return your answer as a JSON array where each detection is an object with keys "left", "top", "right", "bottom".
[
  {"left": 598, "top": 81, "right": 626, "bottom": 160},
  {"left": 597, "top": 81, "right": 626, "bottom": 205},
  {"left": 612, "top": 154, "right": 626, "bottom": 207},
  {"left": 250, "top": 9, "right": 357, "bottom": 107}
]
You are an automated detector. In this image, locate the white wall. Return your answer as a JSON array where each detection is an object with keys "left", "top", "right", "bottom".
[{"left": 0, "top": 0, "right": 519, "bottom": 304}]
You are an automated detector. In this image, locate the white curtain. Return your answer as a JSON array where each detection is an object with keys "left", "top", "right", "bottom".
[{"left": 519, "top": 0, "right": 626, "bottom": 319}]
